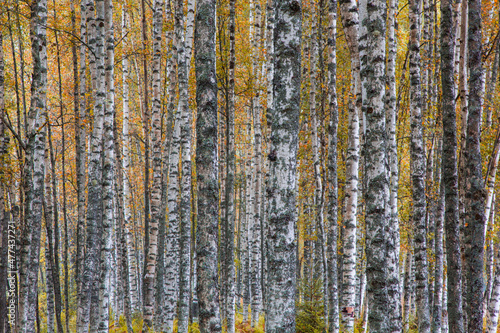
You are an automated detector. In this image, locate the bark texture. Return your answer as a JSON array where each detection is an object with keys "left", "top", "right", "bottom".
[
  {"left": 327, "top": 0, "right": 340, "bottom": 330},
  {"left": 385, "top": 0, "right": 402, "bottom": 329},
  {"left": 464, "top": 0, "right": 486, "bottom": 330},
  {"left": 338, "top": 0, "right": 361, "bottom": 326},
  {"left": 224, "top": 0, "right": 236, "bottom": 330},
  {"left": 195, "top": 0, "right": 222, "bottom": 330},
  {"left": 440, "top": 0, "right": 465, "bottom": 328},
  {"left": 98, "top": 0, "right": 116, "bottom": 329},
  {"left": 77, "top": 0, "right": 106, "bottom": 328},
  {"left": 18, "top": 0, "right": 47, "bottom": 330},
  {"left": 265, "top": 0, "right": 302, "bottom": 330},
  {"left": 358, "top": 0, "right": 390, "bottom": 330},
  {"left": 143, "top": 0, "right": 164, "bottom": 326},
  {"left": 432, "top": 139, "right": 445, "bottom": 333},
  {"left": 409, "top": 0, "right": 431, "bottom": 329}
]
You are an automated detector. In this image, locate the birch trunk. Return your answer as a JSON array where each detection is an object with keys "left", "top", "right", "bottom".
[
  {"left": 161, "top": 4, "right": 179, "bottom": 330},
  {"left": 121, "top": 2, "right": 138, "bottom": 313},
  {"left": 251, "top": 0, "right": 263, "bottom": 323},
  {"left": 409, "top": 0, "right": 431, "bottom": 330},
  {"left": 338, "top": 0, "right": 360, "bottom": 326},
  {"left": 464, "top": 0, "right": 486, "bottom": 329},
  {"left": 432, "top": 139, "right": 444, "bottom": 333},
  {"left": 403, "top": 250, "right": 412, "bottom": 332},
  {"left": 243, "top": 143, "right": 253, "bottom": 323},
  {"left": 265, "top": 0, "right": 301, "bottom": 330},
  {"left": 76, "top": 0, "right": 88, "bottom": 297},
  {"left": 47, "top": 126, "right": 63, "bottom": 332},
  {"left": 164, "top": 39, "right": 181, "bottom": 333},
  {"left": 442, "top": 266, "right": 449, "bottom": 333},
  {"left": 385, "top": 0, "right": 401, "bottom": 328},
  {"left": 140, "top": 0, "right": 152, "bottom": 318},
  {"left": 98, "top": 0, "right": 116, "bottom": 329},
  {"left": 263, "top": 0, "right": 274, "bottom": 314},
  {"left": 0, "top": 30, "right": 7, "bottom": 333},
  {"left": 44, "top": 150, "right": 55, "bottom": 333},
  {"left": 486, "top": 217, "right": 495, "bottom": 312},
  {"left": 164, "top": 0, "right": 195, "bottom": 328},
  {"left": 156, "top": 7, "right": 175, "bottom": 330},
  {"left": 176, "top": 0, "right": 194, "bottom": 330},
  {"left": 225, "top": 0, "right": 237, "bottom": 330},
  {"left": 327, "top": 0, "right": 340, "bottom": 329},
  {"left": 195, "top": 0, "right": 222, "bottom": 329},
  {"left": 485, "top": 129, "right": 500, "bottom": 232},
  {"left": 77, "top": 0, "right": 106, "bottom": 327},
  {"left": 309, "top": 5, "right": 327, "bottom": 315},
  {"left": 485, "top": 15, "right": 499, "bottom": 128},
  {"left": 143, "top": 0, "right": 164, "bottom": 325},
  {"left": 62, "top": 7, "right": 72, "bottom": 330},
  {"left": 487, "top": 229, "right": 500, "bottom": 333},
  {"left": 457, "top": 4, "right": 468, "bottom": 281},
  {"left": 358, "top": 0, "right": 391, "bottom": 329},
  {"left": 18, "top": 0, "right": 47, "bottom": 329},
  {"left": 440, "top": 0, "right": 465, "bottom": 327},
  {"left": 115, "top": 89, "right": 133, "bottom": 332}
]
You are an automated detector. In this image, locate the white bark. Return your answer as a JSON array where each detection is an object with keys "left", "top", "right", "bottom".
[
  {"left": 143, "top": 0, "right": 164, "bottom": 326},
  {"left": 225, "top": 0, "right": 237, "bottom": 330},
  {"left": 76, "top": 0, "right": 106, "bottom": 327},
  {"left": 44, "top": 151, "right": 55, "bottom": 333},
  {"left": 338, "top": 0, "right": 361, "bottom": 327},
  {"left": 358, "top": 0, "right": 391, "bottom": 328},
  {"left": 432, "top": 139, "right": 444, "bottom": 333},
  {"left": 19, "top": 0, "right": 47, "bottom": 329},
  {"left": 175, "top": 0, "right": 195, "bottom": 330},
  {"left": 326, "top": 0, "right": 339, "bottom": 330},
  {"left": 409, "top": 0, "right": 431, "bottom": 329},
  {"left": 164, "top": 14, "right": 181, "bottom": 332},
  {"left": 385, "top": 0, "right": 401, "bottom": 329},
  {"left": 251, "top": 0, "right": 263, "bottom": 325},
  {"left": 194, "top": 0, "right": 222, "bottom": 328},
  {"left": 487, "top": 217, "right": 500, "bottom": 333},
  {"left": 265, "top": 0, "right": 302, "bottom": 330},
  {"left": 98, "top": 0, "right": 116, "bottom": 329},
  {"left": 485, "top": 129, "right": 500, "bottom": 239},
  {"left": 121, "top": 3, "right": 138, "bottom": 313}
]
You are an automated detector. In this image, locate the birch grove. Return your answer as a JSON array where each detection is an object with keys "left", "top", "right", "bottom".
[{"left": 2, "top": 0, "right": 500, "bottom": 331}]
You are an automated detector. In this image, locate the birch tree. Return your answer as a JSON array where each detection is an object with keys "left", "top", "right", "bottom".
[
  {"left": 338, "top": 0, "right": 361, "bottom": 326},
  {"left": 251, "top": 0, "right": 264, "bottom": 323},
  {"left": 195, "top": 0, "right": 222, "bottom": 330},
  {"left": 409, "top": 0, "right": 431, "bottom": 330},
  {"left": 327, "top": 0, "right": 340, "bottom": 330},
  {"left": 265, "top": 0, "right": 301, "bottom": 330},
  {"left": 143, "top": 0, "right": 164, "bottom": 326},
  {"left": 385, "top": 0, "right": 402, "bottom": 328},
  {"left": 225, "top": 0, "right": 237, "bottom": 330},
  {"left": 176, "top": 0, "right": 195, "bottom": 330},
  {"left": 165, "top": 2, "right": 182, "bottom": 329},
  {"left": 309, "top": 3, "right": 327, "bottom": 314},
  {"left": 464, "top": 0, "right": 486, "bottom": 329},
  {"left": 0, "top": 29, "right": 7, "bottom": 333},
  {"left": 44, "top": 148, "right": 56, "bottom": 333},
  {"left": 98, "top": 0, "right": 116, "bottom": 329},
  {"left": 440, "top": 0, "right": 465, "bottom": 327},
  {"left": 121, "top": 2, "right": 139, "bottom": 313},
  {"left": 487, "top": 229, "right": 500, "bottom": 333},
  {"left": 358, "top": 0, "right": 391, "bottom": 329},
  {"left": 432, "top": 139, "right": 445, "bottom": 333},
  {"left": 76, "top": 0, "right": 88, "bottom": 296},
  {"left": 46, "top": 124, "right": 64, "bottom": 333},
  {"left": 18, "top": 0, "right": 47, "bottom": 329},
  {"left": 77, "top": 0, "right": 106, "bottom": 328}
]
